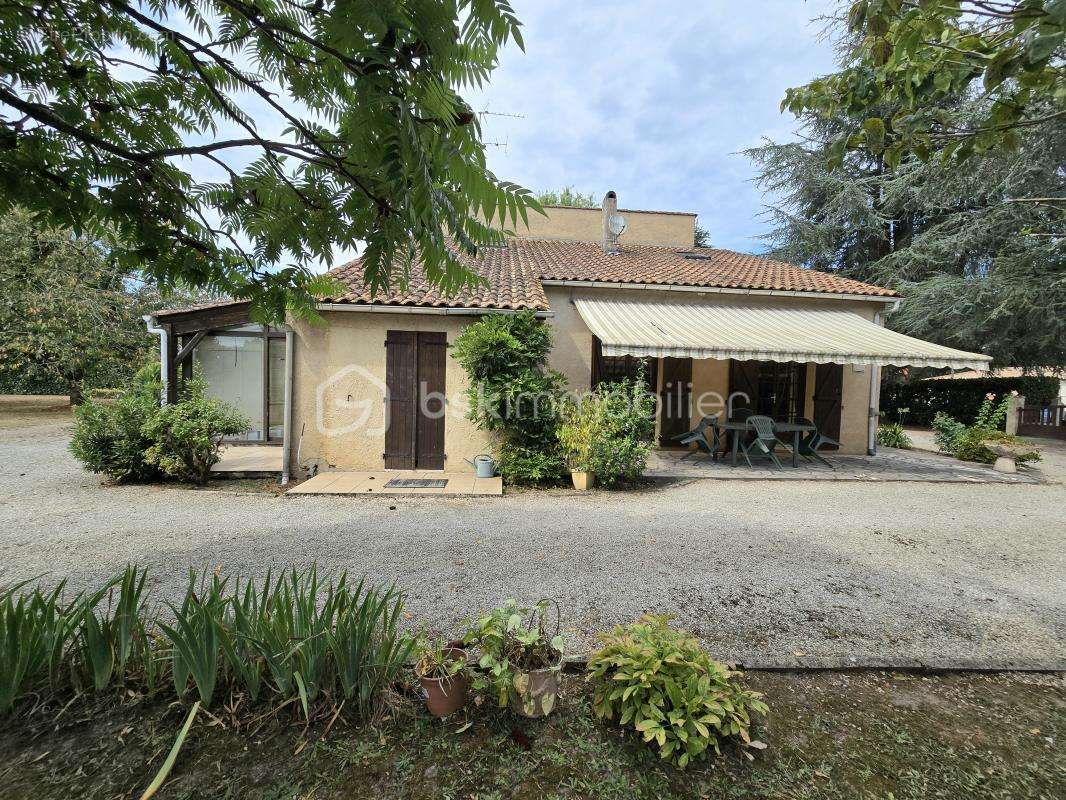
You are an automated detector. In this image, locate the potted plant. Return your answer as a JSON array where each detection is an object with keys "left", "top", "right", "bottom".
[
  {"left": 557, "top": 397, "right": 599, "bottom": 490},
  {"left": 414, "top": 636, "right": 470, "bottom": 717},
  {"left": 463, "top": 599, "right": 564, "bottom": 718},
  {"left": 981, "top": 435, "right": 1039, "bottom": 474}
]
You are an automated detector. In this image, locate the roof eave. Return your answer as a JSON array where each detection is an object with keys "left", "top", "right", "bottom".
[{"left": 538, "top": 279, "right": 901, "bottom": 306}]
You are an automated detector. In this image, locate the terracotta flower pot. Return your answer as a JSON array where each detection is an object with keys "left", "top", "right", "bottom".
[
  {"left": 571, "top": 471, "right": 595, "bottom": 490},
  {"left": 509, "top": 659, "right": 562, "bottom": 718},
  {"left": 417, "top": 647, "right": 470, "bottom": 717}
]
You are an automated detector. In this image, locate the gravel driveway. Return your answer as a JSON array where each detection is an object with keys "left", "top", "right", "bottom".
[{"left": 2, "top": 409, "right": 1064, "bottom": 670}]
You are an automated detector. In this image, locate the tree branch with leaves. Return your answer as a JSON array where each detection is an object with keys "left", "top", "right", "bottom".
[
  {"left": 782, "top": 0, "right": 1065, "bottom": 168},
  {"left": 0, "top": 0, "right": 541, "bottom": 320}
]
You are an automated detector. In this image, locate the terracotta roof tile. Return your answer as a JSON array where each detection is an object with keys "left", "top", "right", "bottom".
[
  {"left": 321, "top": 244, "right": 550, "bottom": 310},
  {"left": 322, "top": 239, "right": 898, "bottom": 310}
]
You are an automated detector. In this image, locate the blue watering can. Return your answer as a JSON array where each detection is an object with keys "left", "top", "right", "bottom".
[{"left": 465, "top": 454, "right": 497, "bottom": 478}]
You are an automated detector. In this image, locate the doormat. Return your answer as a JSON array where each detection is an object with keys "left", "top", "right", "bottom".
[{"left": 383, "top": 478, "right": 448, "bottom": 489}]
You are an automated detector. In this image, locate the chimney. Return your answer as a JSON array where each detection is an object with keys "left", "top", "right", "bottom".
[{"left": 601, "top": 190, "right": 626, "bottom": 254}]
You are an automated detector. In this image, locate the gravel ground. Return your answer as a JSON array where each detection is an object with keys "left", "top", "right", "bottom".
[{"left": 2, "top": 410, "right": 1064, "bottom": 670}]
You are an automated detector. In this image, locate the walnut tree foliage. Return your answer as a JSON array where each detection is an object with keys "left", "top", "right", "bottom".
[
  {"left": 0, "top": 208, "right": 150, "bottom": 400},
  {"left": 0, "top": 0, "right": 540, "bottom": 320},
  {"left": 747, "top": 104, "right": 1065, "bottom": 369},
  {"left": 0, "top": 208, "right": 218, "bottom": 399},
  {"left": 782, "top": 0, "right": 1065, "bottom": 168}
]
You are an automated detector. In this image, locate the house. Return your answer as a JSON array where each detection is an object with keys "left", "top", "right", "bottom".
[{"left": 146, "top": 192, "right": 991, "bottom": 481}]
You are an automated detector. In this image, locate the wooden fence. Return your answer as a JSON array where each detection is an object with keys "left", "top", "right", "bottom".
[{"left": 1017, "top": 404, "right": 1066, "bottom": 440}]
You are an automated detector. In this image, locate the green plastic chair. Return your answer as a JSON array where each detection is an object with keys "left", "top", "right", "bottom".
[
  {"left": 740, "top": 415, "right": 785, "bottom": 469},
  {"left": 795, "top": 416, "right": 839, "bottom": 469},
  {"left": 672, "top": 415, "right": 721, "bottom": 460}
]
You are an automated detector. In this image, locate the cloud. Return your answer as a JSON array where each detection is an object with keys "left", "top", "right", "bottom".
[{"left": 468, "top": 0, "right": 840, "bottom": 252}]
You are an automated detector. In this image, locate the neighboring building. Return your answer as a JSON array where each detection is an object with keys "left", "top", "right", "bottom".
[{"left": 146, "top": 193, "right": 991, "bottom": 480}]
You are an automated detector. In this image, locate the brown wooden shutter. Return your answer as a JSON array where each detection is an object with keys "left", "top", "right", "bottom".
[
  {"left": 728, "top": 359, "right": 759, "bottom": 419},
  {"left": 415, "top": 332, "right": 447, "bottom": 470},
  {"left": 384, "top": 331, "right": 417, "bottom": 469},
  {"left": 590, "top": 336, "right": 602, "bottom": 389},
  {"left": 812, "top": 363, "right": 843, "bottom": 448},
  {"left": 792, "top": 362, "right": 808, "bottom": 423}
]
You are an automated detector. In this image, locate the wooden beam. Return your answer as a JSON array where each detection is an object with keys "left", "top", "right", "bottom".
[
  {"left": 174, "top": 330, "right": 207, "bottom": 366},
  {"left": 159, "top": 301, "right": 253, "bottom": 335}
]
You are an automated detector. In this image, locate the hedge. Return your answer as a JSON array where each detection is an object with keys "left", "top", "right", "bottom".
[{"left": 881, "top": 376, "right": 1060, "bottom": 426}]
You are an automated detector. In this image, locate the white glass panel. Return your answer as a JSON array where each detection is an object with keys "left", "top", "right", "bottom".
[
  {"left": 267, "top": 338, "right": 286, "bottom": 440},
  {"left": 194, "top": 335, "right": 265, "bottom": 441}
]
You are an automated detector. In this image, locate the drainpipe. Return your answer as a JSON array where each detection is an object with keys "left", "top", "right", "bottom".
[
  {"left": 280, "top": 329, "right": 294, "bottom": 485},
  {"left": 868, "top": 311, "right": 883, "bottom": 456},
  {"left": 143, "top": 314, "right": 168, "bottom": 404}
]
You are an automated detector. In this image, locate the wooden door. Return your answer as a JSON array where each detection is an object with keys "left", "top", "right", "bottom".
[
  {"left": 384, "top": 331, "right": 447, "bottom": 469},
  {"left": 812, "top": 363, "right": 842, "bottom": 448},
  {"left": 658, "top": 357, "right": 692, "bottom": 445}
]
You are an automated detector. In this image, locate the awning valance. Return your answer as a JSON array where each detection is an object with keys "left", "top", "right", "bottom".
[{"left": 574, "top": 298, "right": 991, "bottom": 369}]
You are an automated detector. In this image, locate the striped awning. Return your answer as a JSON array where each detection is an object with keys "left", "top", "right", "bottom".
[{"left": 573, "top": 298, "right": 991, "bottom": 369}]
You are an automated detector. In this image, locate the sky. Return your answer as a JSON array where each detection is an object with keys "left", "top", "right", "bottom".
[{"left": 466, "top": 0, "right": 841, "bottom": 253}]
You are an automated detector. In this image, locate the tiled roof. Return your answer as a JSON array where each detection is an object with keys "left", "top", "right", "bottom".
[
  {"left": 533, "top": 241, "right": 899, "bottom": 297},
  {"left": 321, "top": 243, "right": 550, "bottom": 310},
  {"left": 322, "top": 238, "right": 898, "bottom": 310}
]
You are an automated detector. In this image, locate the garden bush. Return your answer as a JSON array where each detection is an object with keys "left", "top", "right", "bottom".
[
  {"left": 558, "top": 376, "right": 656, "bottom": 486},
  {"left": 72, "top": 364, "right": 247, "bottom": 485},
  {"left": 143, "top": 375, "right": 248, "bottom": 485},
  {"left": 452, "top": 311, "right": 568, "bottom": 485},
  {"left": 932, "top": 394, "right": 1040, "bottom": 465},
  {"left": 881, "top": 375, "right": 1058, "bottom": 426},
  {"left": 587, "top": 615, "right": 767, "bottom": 768},
  {"left": 70, "top": 362, "right": 165, "bottom": 483},
  {"left": 876, "top": 422, "right": 912, "bottom": 449}
]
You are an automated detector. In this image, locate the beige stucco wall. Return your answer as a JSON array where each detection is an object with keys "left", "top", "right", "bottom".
[
  {"left": 544, "top": 285, "right": 881, "bottom": 454},
  {"left": 286, "top": 288, "right": 883, "bottom": 472},
  {"left": 516, "top": 205, "right": 696, "bottom": 248},
  {"left": 288, "top": 311, "right": 492, "bottom": 474}
]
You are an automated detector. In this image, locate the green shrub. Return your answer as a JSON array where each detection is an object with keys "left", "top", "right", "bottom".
[
  {"left": 498, "top": 444, "right": 567, "bottom": 485},
  {"left": 931, "top": 411, "right": 967, "bottom": 454},
  {"left": 881, "top": 375, "right": 1059, "bottom": 426},
  {"left": 587, "top": 378, "right": 656, "bottom": 486},
  {"left": 954, "top": 427, "right": 1041, "bottom": 465},
  {"left": 931, "top": 393, "right": 1039, "bottom": 465},
  {"left": 142, "top": 375, "right": 247, "bottom": 485},
  {"left": 70, "top": 362, "right": 165, "bottom": 483},
  {"left": 452, "top": 311, "right": 568, "bottom": 486},
  {"left": 876, "top": 422, "right": 912, "bottom": 449},
  {"left": 587, "top": 615, "right": 768, "bottom": 768},
  {"left": 558, "top": 377, "right": 656, "bottom": 486}
]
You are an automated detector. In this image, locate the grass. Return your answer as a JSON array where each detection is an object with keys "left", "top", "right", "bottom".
[{"left": 1, "top": 670, "right": 1062, "bottom": 799}]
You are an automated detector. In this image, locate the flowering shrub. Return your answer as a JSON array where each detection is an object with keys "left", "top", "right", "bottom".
[{"left": 933, "top": 392, "right": 1038, "bottom": 465}]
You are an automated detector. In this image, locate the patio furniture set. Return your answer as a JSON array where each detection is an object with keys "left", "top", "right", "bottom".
[{"left": 672, "top": 412, "right": 840, "bottom": 469}]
